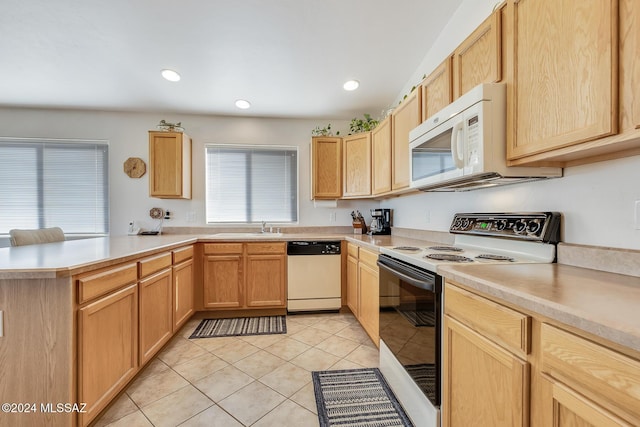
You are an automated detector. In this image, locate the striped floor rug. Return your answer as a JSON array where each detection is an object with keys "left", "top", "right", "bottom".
[
  {"left": 312, "top": 368, "right": 414, "bottom": 427},
  {"left": 189, "top": 315, "right": 286, "bottom": 338}
]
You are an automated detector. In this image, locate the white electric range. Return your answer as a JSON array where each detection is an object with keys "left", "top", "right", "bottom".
[{"left": 376, "top": 212, "right": 561, "bottom": 427}]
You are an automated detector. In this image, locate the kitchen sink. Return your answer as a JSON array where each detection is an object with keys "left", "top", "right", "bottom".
[{"left": 212, "top": 232, "right": 284, "bottom": 238}]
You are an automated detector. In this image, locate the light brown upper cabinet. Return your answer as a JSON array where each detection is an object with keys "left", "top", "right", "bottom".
[
  {"left": 148, "top": 131, "right": 192, "bottom": 199},
  {"left": 452, "top": 10, "right": 502, "bottom": 100},
  {"left": 620, "top": 0, "right": 640, "bottom": 134},
  {"left": 371, "top": 116, "right": 393, "bottom": 195},
  {"left": 311, "top": 136, "right": 342, "bottom": 199},
  {"left": 422, "top": 58, "right": 453, "bottom": 122},
  {"left": 343, "top": 132, "right": 372, "bottom": 198},
  {"left": 506, "top": 0, "right": 619, "bottom": 164},
  {"left": 391, "top": 87, "right": 422, "bottom": 190}
]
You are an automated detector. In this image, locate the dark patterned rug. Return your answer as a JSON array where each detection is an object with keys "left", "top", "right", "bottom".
[
  {"left": 189, "top": 315, "right": 286, "bottom": 338},
  {"left": 312, "top": 368, "right": 414, "bottom": 427}
]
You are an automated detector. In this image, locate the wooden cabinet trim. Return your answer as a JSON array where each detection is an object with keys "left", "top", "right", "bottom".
[
  {"left": 77, "top": 263, "right": 138, "bottom": 304},
  {"left": 246, "top": 242, "right": 286, "bottom": 254},
  {"left": 203, "top": 243, "right": 243, "bottom": 254},
  {"left": 358, "top": 247, "right": 378, "bottom": 269},
  {"left": 445, "top": 282, "right": 530, "bottom": 356},
  {"left": 172, "top": 245, "right": 194, "bottom": 264},
  {"left": 347, "top": 243, "right": 359, "bottom": 258},
  {"left": 138, "top": 252, "right": 172, "bottom": 278}
]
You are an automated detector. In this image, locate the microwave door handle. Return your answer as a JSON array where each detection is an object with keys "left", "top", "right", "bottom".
[{"left": 451, "top": 120, "right": 465, "bottom": 169}]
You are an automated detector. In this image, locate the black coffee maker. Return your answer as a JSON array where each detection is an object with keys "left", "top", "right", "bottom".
[{"left": 369, "top": 209, "right": 392, "bottom": 235}]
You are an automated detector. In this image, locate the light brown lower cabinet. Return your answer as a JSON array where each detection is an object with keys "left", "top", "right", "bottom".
[
  {"left": 139, "top": 268, "right": 173, "bottom": 365},
  {"left": 443, "top": 280, "right": 640, "bottom": 427},
  {"left": 203, "top": 242, "right": 286, "bottom": 310},
  {"left": 346, "top": 243, "right": 379, "bottom": 346},
  {"left": 77, "top": 283, "right": 139, "bottom": 427},
  {"left": 173, "top": 257, "right": 194, "bottom": 331}
]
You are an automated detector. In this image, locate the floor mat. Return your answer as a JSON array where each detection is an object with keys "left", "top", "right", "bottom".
[
  {"left": 312, "top": 368, "right": 413, "bottom": 427},
  {"left": 189, "top": 315, "right": 286, "bottom": 338}
]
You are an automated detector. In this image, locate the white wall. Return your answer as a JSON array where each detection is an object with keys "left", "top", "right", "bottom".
[
  {"left": 0, "top": 108, "right": 378, "bottom": 236},
  {"left": 383, "top": 0, "right": 640, "bottom": 250}
]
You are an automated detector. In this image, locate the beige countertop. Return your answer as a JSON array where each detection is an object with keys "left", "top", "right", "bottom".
[
  {"left": 439, "top": 263, "right": 640, "bottom": 353},
  {"left": 0, "top": 232, "right": 432, "bottom": 279}
]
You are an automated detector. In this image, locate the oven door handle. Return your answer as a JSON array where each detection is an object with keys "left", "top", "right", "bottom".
[{"left": 377, "top": 259, "right": 435, "bottom": 292}]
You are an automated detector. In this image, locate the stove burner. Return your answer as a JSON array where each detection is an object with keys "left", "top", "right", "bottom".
[
  {"left": 425, "top": 254, "right": 473, "bottom": 262},
  {"left": 476, "top": 254, "right": 515, "bottom": 261},
  {"left": 427, "top": 246, "right": 463, "bottom": 252},
  {"left": 392, "top": 246, "right": 422, "bottom": 252}
]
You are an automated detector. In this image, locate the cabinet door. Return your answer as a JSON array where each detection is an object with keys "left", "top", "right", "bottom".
[
  {"left": 422, "top": 58, "right": 453, "bottom": 121},
  {"left": 312, "top": 136, "right": 342, "bottom": 199},
  {"left": 620, "top": 0, "right": 640, "bottom": 133},
  {"left": 392, "top": 87, "right": 421, "bottom": 190},
  {"left": 358, "top": 260, "right": 379, "bottom": 346},
  {"left": 173, "top": 259, "right": 194, "bottom": 332},
  {"left": 443, "top": 315, "right": 529, "bottom": 427},
  {"left": 139, "top": 268, "right": 173, "bottom": 365},
  {"left": 149, "top": 131, "right": 192, "bottom": 199},
  {"left": 508, "top": 0, "right": 617, "bottom": 160},
  {"left": 543, "top": 378, "right": 633, "bottom": 427},
  {"left": 78, "top": 284, "right": 138, "bottom": 426},
  {"left": 452, "top": 10, "right": 501, "bottom": 99},
  {"left": 372, "top": 117, "right": 392, "bottom": 195},
  {"left": 245, "top": 254, "right": 286, "bottom": 307},
  {"left": 343, "top": 132, "right": 372, "bottom": 197},
  {"left": 346, "top": 254, "right": 359, "bottom": 317},
  {"left": 203, "top": 255, "right": 243, "bottom": 308}
]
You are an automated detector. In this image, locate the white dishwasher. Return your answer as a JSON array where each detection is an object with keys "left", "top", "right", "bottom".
[{"left": 287, "top": 241, "right": 341, "bottom": 312}]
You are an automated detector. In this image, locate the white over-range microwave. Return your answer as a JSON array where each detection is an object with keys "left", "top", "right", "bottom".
[{"left": 409, "top": 83, "right": 562, "bottom": 191}]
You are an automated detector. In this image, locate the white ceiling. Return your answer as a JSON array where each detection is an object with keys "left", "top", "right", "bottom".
[{"left": 0, "top": 0, "right": 463, "bottom": 119}]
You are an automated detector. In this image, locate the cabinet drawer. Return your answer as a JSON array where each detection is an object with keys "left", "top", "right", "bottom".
[
  {"left": 541, "top": 323, "right": 640, "bottom": 420},
  {"left": 138, "top": 252, "right": 172, "bottom": 278},
  {"left": 77, "top": 263, "right": 138, "bottom": 304},
  {"left": 246, "top": 242, "right": 285, "bottom": 254},
  {"left": 172, "top": 245, "right": 193, "bottom": 264},
  {"left": 203, "top": 243, "right": 243, "bottom": 254},
  {"left": 444, "top": 282, "right": 530, "bottom": 356},
  {"left": 359, "top": 248, "right": 379, "bottom": 268},
  {"left": 347, "top": 243, "right": 359, "bottom": 258}
]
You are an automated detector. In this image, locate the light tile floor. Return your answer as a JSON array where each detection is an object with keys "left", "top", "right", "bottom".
[{"left": 94, "top": 312, "right": 379, "bottom": 427}]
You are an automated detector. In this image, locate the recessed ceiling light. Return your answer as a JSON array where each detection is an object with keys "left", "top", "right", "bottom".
[
  {"left": 343, "top": 80, "right": 360, "bottom": 91},
  {"left": 161, "top": 69, "right": 181, "bottom": 82},
  {"left": 235, "top": 99, "right": 251, "bottom": 109}
]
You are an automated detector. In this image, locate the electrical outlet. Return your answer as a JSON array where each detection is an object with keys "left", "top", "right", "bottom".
[
  {"left": 329, "top": 212, "right": 337, "bottom": 222},
  {"left": 635, "top": 201, "right": 640, "bottom": 230}
]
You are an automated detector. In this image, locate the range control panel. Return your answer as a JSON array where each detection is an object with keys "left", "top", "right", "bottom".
[{"left": 450, "top": 212, "right": 561, "bottom": 243}]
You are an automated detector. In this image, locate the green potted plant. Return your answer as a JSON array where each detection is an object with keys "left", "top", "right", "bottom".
[
  {"left": 349, "top": 114, "right": 379, "bottom": 134},
  {"left": 311, "top": 124, "right": 339, "bottom": 137}
]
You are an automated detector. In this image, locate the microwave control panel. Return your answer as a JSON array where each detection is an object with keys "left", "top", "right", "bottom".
[{"left": 450, "top": 212, "right": 561, "bottom": 243}]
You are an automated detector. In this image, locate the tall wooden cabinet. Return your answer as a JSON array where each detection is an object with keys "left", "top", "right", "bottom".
[
  {"left": 342, "top": 132, "right": 372, "bottom": 197},
  {"left": 311, "top": 136, "right": 342, "bottom": 199},
  {"left": 391, "top": 87, "right": 422, "bottom": 190},
  {"left": 148, "top": 131, "right": 192, "bottom": 199},
  {"left": 371, "top": 117, "right": 392, "bottom": 195},
  {"left": 507, "top": 0, "right": 618, "bottom": 162},
  {"left": 203, "top": 242, "right": 286, "bottom": 309}
]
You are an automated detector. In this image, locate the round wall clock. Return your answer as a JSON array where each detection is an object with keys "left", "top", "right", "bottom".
[
  {"left": 124, "top": 157, "right": 146, "bottom": 178},
  {"left": 149, "top": 207, "right": 164, "bottom": 219}
]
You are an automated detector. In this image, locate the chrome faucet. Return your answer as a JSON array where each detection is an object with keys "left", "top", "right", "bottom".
[{"left": 261, "top": 221, "right": 267, "bottom": 233}]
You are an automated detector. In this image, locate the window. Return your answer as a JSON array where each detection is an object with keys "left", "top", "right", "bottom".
[
  {"left": 205, "top": 145, "right": 298, "bottom": 223},
  {"left": 0, "top": 138, "right": 109, "bottom": 235}
]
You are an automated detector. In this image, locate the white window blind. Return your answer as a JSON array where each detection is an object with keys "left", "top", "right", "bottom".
[
  {"left": 0, "top": 138, "right": 109, "bottom": 235},
  {"left": 205, "top": 145, "right": 298, "bottom": 223}
]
